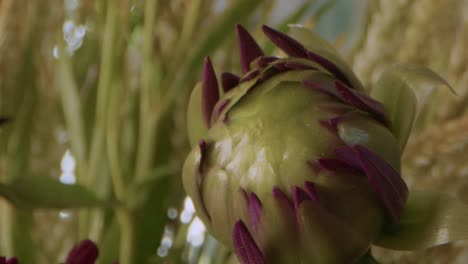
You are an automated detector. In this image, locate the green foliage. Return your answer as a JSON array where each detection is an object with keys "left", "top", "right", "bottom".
[
  {"left": 0, "top": 176, "right": 107, "bottom": 209},
  {"left": 371, "top": 65, "right": 453, "bottom": 152},
  {"left": 376, "top": 191, "right": 468, "bottom": 250}
]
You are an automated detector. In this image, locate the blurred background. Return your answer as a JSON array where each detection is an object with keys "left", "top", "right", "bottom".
[{"left": 1, "top": 0, "right": 468, "bottom": 263}]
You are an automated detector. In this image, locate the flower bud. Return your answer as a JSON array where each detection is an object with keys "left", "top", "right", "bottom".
[{"left": 183, "top": 24, "right": 408, "bottom": 263}]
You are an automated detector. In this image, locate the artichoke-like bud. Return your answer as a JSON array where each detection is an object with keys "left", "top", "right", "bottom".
[{"left": 183, "top": 25, "right": 467, "bottom": 263}]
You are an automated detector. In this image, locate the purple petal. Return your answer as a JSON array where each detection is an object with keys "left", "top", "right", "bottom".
[
  {"left": 221, "top": 72, "right": 240, "bottom": 92},
  {"left": 0, "top": 256, "right": 18, "bottom": 264},
  {"left": 306, "top": 51, "right": 352, "bottom": 87},
  {"left": 272, "top": 187, "right": 295, "bottom": 218},
  {"left": 334, "top": 81, "right": 388, "bottom": 124},
  {"left": 202, "top": 57, "right": 220, "bottom": 128},
  {"left": 6, "top": 258, "right": 18, "bottom": 264},
  {"left": 0, "top": 257, "right": 17, "bottom": 264},
  {"left": 273, "top": 62, "right": 288, "bottom": 71},
  {"left": 315, "top": 158, "right": 354, "bottom": 172},
  {"left": 65, "top": 239, "right": 99, "bottom": 264},
  {"left": 248, "top": 193, "right": 263, "bottom": 234},
  {"left": 233, "top": 220, "right": 265, "bottom": 264},
  {"left": 261, "top": 25, "right": 307, "bottom": 58},
  {"left": 303, "top": 181, "right": 319, "bottom": 202},
  {"left": 237, "top": 24, "right": 264, "bottom": 74},
  {"left": 334, "top": 146, "right": 363, "bottom": 172},
  {"left": 258, "top": 68, "right": 279, "bottom": 82},
  {"left": 256, "top": 56, "right": 279, "bottom": 68},
  {"left": 354, "top": 145, "right": 408, "bottom": 222},
  {"left": 285, "top": 61, "right": 316, "bottom": 71},
  {"left": 302, "top": 80, "right": 336, "bottom": 97},
  {"left": 240, "top": 69, "right": 260, "bottom": 82},
  {"left": 213, "top": 99, "right": 230, "bottom": 122},
  {"left": 292, "top": 186, "right": 312, "bottom": 211}
]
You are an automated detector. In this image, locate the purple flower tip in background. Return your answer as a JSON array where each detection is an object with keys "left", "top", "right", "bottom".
[
  {"left": 0, "top": 257, "right": 18, "bottom": 264},
  {"left": 65, "top": 239, "right": 99, "bottom": 264}
]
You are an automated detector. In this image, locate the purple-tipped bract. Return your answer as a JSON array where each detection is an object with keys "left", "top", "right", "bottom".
[
  {"left": 221, "top": 72, "right": 240, "bottom": 92},
  {"left": 262, "top": 25, "right": 307, "bottom": 58},
  {"left": 233, "top": 220, "right": 265, "bottom": 264},
  {"left": 237, "top": 25, "right": 264, "bottom": 74},
  {"left": 202, "top": 57, "right": 220, "bottom": 128},
  {"left": 248, "top": 193, "right": 263, "bottom": 234}
]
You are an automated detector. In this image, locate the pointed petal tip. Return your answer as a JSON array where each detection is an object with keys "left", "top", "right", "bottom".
[
  {"left": 292, "top": 186, "right": 311, "bottom": 210},
  {"left": 304, "top": 181, "right": 319, "bottom": 202},
  {"left": 354, "top": 145, "right": 408, "bottom": 222},
  {"left": 306, "top": 51, "right": 352, "bottom": 87},
  {"left": 248, "top": 192, "right": 263, "bottom": 233},
  {"left": 202, "top": 56, "right": 220, "bottom": 127},
  {"left": 261, "top": 25, "right": 307, "bottom": 58},
  {"left": 237, "top": 24, "right": 264, "bottom": 74},
  {"left": 334, "top": 145, "right": 362, "bottom": 171},
  {"left": 233, "top": 220, "right": 265, "bottom": 264},
  {"left": 221, "top": 72, "right": 240, "bottom": 92},
  {"left": 334, "top": 81, "right": 388, "bottom": 124}
]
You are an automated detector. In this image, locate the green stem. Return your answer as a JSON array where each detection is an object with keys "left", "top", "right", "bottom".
[
  {"left": 56, "top": 53, "right": 87, "bottom": 178},
  {"left": 135, "top": 0, "right": 159, "bottom": 181},
  {"left": 117, "top": 210, "right": 136, "bottom": 264},
  {"left": 88, "top": 0, "right": 117, "bottom": 186}
]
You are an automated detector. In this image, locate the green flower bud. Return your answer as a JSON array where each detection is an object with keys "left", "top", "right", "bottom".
[{"left": 183, "top": 25, "right": 459, "bottom": 263}]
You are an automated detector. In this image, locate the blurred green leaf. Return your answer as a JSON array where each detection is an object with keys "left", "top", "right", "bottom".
[
  {"left": 371, "top": 65, "right": 453, "bottom": 152},
  {"left": 375, "top": 190, "right": 468, "bottom": 250},
  {"left": 0, "top": 175, "right": 109, "bottom": 209}
]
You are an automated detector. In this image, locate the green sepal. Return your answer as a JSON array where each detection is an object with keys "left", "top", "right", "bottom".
[
  {"left": 371, "top": 65, "right": 453, "bottom": 152},
  {"left": 375, "top": 190, "right": 468, "bottom": 250},
  {"left": 288, "top": 24, "right": 365, "bottom": 92},
  {"left": 187, "top": 82, "right": 208, "bottom": 146},
  {"left": 0, "top": 175, "right": 109, "bottom": 209}
]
